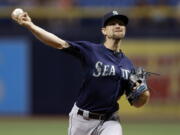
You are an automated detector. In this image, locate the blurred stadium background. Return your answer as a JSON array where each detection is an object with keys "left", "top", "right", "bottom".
[{"left": 0, "top": 0, "right": 180, "bottom": 135}]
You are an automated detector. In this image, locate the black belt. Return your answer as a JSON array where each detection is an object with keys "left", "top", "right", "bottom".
[{"left": 77, "top": 109, "right": 107, "bottom": 120}]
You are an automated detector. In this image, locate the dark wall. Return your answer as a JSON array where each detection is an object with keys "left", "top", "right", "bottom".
[{"left": 32, "top": 40, "right": 83, "bottom": 114}]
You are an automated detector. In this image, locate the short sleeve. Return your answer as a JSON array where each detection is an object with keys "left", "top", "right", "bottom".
[{"left": 62, "top": 40, "right": 92, "bottom": 62}]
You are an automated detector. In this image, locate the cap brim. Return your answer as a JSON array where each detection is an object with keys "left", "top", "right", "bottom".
[{"left": 103, "top": 15, "right": 129, "bottom": 27}]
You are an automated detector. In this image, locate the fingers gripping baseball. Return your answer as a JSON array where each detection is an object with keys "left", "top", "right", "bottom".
[
  {"left": 11, "top": 8, "right": 32, "bottom": 27},
  {"left": 17, "top": 12, "right": 32, "bottom": 26}
]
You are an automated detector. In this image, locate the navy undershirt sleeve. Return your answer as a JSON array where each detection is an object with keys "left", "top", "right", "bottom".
[{"left": 122, "top": 60, "right": 135, "bottom": 104}]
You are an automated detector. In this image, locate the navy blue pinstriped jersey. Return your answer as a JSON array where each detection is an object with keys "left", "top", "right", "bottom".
[{"left": 63, "top": 41, "right": 134, "bottom": 114}]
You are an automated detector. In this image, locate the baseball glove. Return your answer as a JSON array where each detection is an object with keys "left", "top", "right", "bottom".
[{"left": 126, "top": 67, "right": 149, "bottom": 104}]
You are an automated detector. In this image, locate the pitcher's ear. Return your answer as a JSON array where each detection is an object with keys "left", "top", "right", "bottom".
[{"left": 101, "top": 28, "right": 106, "bottom": 36}]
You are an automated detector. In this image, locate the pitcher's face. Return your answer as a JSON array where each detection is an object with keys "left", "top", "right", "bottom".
[{"left": 102, "top": 18, "right": 126, "bottom": 40}]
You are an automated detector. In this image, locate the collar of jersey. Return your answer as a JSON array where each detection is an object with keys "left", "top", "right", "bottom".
[{"left": 101, "top": 44, "right": 124, "bottom": 57}]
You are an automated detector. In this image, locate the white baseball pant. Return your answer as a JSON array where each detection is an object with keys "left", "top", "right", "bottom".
[{"left": 68, "top": 104, "right": 123, "bottom": 135}]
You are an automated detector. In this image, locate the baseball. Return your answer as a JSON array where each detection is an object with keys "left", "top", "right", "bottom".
[{"left": 11, "top": 8, "right": 24, "bottom": 21}]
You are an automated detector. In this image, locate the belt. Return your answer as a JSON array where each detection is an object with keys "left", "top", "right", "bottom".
[{"left": 77, "top": 109, "right": 106, "bottom": 120}]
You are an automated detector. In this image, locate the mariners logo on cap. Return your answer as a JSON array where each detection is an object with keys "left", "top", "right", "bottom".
[{"left": 112, "top": 11, "right": 118, "bottom": 15}]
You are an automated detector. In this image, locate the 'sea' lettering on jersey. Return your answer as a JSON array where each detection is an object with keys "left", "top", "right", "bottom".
[
  {"left": 93, "top": 61, "right": 115, "bottom": 77},
  {"left": 121, "top": 68, "right": 130, "bottom": 80}
]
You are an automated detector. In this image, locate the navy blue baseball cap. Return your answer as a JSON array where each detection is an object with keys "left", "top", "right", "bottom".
[{"left": 102, "top": 10, "right": 129, "bottom": 27}]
